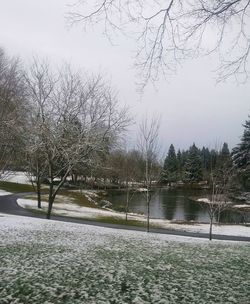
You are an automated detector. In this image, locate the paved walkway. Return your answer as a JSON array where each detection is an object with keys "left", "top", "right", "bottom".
[{"left": 0, "top": 193, "right": 249, "bottom": 242}]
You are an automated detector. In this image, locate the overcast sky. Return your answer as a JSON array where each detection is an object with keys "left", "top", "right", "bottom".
[{"left": 0, "top": 0, "right": 249, "bottom": 153}]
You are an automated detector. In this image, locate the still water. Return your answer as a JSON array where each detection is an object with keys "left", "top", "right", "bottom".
[{"left": 107, "top": 188, "right": 246, "bottom": 224}]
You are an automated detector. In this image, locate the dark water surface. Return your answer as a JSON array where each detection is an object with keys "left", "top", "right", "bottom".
[{"left": 107, "top": 188, "right": 246, "bottom": 223}]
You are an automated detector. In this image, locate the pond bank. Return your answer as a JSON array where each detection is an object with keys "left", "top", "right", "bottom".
[{"left": 16, "top": 197, "right": 250, "bottom": 238}]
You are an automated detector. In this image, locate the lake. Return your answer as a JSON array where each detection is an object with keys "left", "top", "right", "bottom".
[{"left": 107, "top": 188, "right": 247, "bottom": 224}]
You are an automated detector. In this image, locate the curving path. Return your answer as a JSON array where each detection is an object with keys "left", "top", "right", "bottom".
[{"left": 0, "top": 193, "right": 249, "bottom": 242}]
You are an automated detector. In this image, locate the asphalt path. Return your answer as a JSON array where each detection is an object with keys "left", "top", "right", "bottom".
[{"left": 0, "top": 193, "right": 249, "bottom": 242}]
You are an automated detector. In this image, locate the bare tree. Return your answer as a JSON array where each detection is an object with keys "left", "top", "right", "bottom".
[
  {"left": 110, "top": 148, "right": 138, "bottom": 220},
  {"left": 200, "top": 173, "right": 232, "bottom": 241},
  {"left": 25, "top": 59, "right": 130, "bottom": 219},
  {"left": 199, "top": 147, "right": 234, "bottom": 240},
  {"left": 68, "top": 0, "right": 250, "bottom": 88},
  {"left": 124, "top": 149, "right": 141, "bottom": 221},
  {"left": 24, "top": 58, "right": 57, "bottom": 209},
  {"left": 138, "top": 116, "right": 160, "bottom": 232}
]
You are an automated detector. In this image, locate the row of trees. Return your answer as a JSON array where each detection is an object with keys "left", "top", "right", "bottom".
[
  {"left": 161, "top": 124, "right": 250, "bottom": 240},
  {"left": 86, "top": 147, "right": 161, "bottom": 188},
  {"left": 161, "top": 142, "right": 231, "bottom": 184},
  {"left": 162, "top": 125, "right": 250, "bottom": 191}
]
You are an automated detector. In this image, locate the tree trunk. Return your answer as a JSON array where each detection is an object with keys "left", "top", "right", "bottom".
[
  {"left": 146, "top": 157, "right": 150, "bottom": 232},
  {"left": 35, "top": 161, "right": 42, "bottom": 208},
  {"left": 217, "top": 211, "right": 221, "bottom": 225},
  {"left": 125, "top": 180, "right": 129, "bottom": 221},
  {"left": 46, "top": 195, "right": 54, "bottom": 219},
  {"left": 209, "top": 217, "right": 213, "bottom": 241},
  {"left": 46, "top": 180, "right": 54, "bottom": 219},
  {"left": 37, "top": 179, "right": 41, "bottom": 209},
  {"left": 46, "top": 167, "right": 71, "bottom": 219},
  {"left": 147, "top": 187, "right": 150, "bottom": 232}
]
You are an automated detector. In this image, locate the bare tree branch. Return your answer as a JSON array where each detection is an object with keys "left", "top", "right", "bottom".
[{"left": 67, "top": 0, "right": 250, "bottom": 88}]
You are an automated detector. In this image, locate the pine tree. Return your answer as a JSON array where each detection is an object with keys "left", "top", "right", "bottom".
[
  {"left": 218, "top": 142, "right": 231, "bottom": 169},
  {"left": 201, "top": 147, "right": 211, "bottom": 171},
  {"left": 162, "top": 144, "right": 178, "bottom": 184},
  {"left": 184, "top": 143, "right": 203, "bottom": 182},
  {"left": 232, "top": 116, "right": 250, "bottom": 188},
  {"left": 176, "top": 149, "right": 183, "bottom": 180},
  {"left": 212, "top": 142, "right": 233, "bottom": 193},
  {"left": 201, "top": 147, "right": 211, "bottom": 181},
  {"left": 221, "top": 142, "right": 230, "bottom": 158},
  {"left": 210, "top": 149, "right": 218, "bottom": 170}
]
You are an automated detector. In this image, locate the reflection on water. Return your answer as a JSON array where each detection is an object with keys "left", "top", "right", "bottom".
[{"left": 107, "top": 188, "right": 246, "bottom": 224}]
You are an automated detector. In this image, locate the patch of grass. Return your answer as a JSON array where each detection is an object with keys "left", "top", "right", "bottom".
[
  {"left": 25, "top": 207, "right": 46, "bottom": 216},
  {"left": 23, "top": 188, "right": 99, "bottom": 209},
  {"left": 0, "top": 179, "right": 97, "bottom": 209},
  {"left": 59, "top": 189, "right": 97, "bottom": 208},
  {"left": 0, "top": 181, "right": 34, "bottom": 193},
  {"left": 25, "top": 205, "right": 145, "bottom": 228},
  {"left": 112, "top": 205, "right": 127, "bottom": 212},
  {"left": 87, "top": 216, "right": 146, "bottom": 228}
]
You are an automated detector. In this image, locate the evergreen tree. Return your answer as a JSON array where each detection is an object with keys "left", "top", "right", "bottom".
[
  {"left": 176, "top": 149, "right": 183, "bottom": 180},
  {"left": 221, "top": 142, "right": 230, "bottom": 158},
  {"left": 232, "top": 116, "right": 250, "bottom": 189},
  {"left": 212, "top": 142, "right": 233, "bottom": 192},
  {"left": 184, "top": 143, "right": 203, "bottom": 182},
  {"left": 201, "top": 146, "right": 211, "bottom": 181},
  {"left": 210, "top": 149, "right": 218, "bottom": 170},
  {"left": 162, "top": 144, "right": 178, "bottom": 184},
  {"left": 218, "top": 142, "right": 231, "bottom": 168},
  {"left": 201, "top": 147, "right": 211, "bottom": 171}
]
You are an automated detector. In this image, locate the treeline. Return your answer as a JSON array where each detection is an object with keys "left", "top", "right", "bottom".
[
  {"left": 80, "top": 148, "right": 161, "bottom": 188},
  {"left": 161, "top": 142, "right": 231, "bottom": 185}
]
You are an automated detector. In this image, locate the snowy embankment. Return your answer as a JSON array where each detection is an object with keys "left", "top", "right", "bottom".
[
  {"left": 0, "top": 189, "right": 12, "bottom": 196},
  {"left": 0, "top": 213, "right": 249, "bottom": 303},
  {"left": 17, "top": 198, "right": 250, "bottom": 237},
  {"left": 198, "top": 197, "right": 250, "bottom": 210},
  {"left": 17, "top": 198, "right": 131, "bottom": 220}
]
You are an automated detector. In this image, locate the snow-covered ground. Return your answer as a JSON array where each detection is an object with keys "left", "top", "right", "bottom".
[
  {"left": 0, "top": 189, "right": 12, "bottom": 196},
  {"left": 0, "top": 213, "right": 206, "bottom": 244},
  {"left": 17, "top": 198, "right": 127, "bottom": 219},
  {"left": 2, "top": 171, "right": 31, "bottom": 184},
  {"left": 232, "top": 204, "right": 250, "bottom": 209},
  {"left": 0, "top": 213, "right": 249, "bottom": 303},
  {"left": 197, "top": 197, "right": 233, "bottom": 204},
  {"left": 17, "top": 198, "right": 250, "bottom": 237}
]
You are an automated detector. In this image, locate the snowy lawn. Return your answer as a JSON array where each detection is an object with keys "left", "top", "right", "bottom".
[
  {"left": 17, "top": 198, "right": 250, "bottom": 237},
  {"left": 0, "top": 214, "right": 249, "bottom": 304},
  {"left": 2, "top": 171, "right": 31, "bottom": 185}
]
